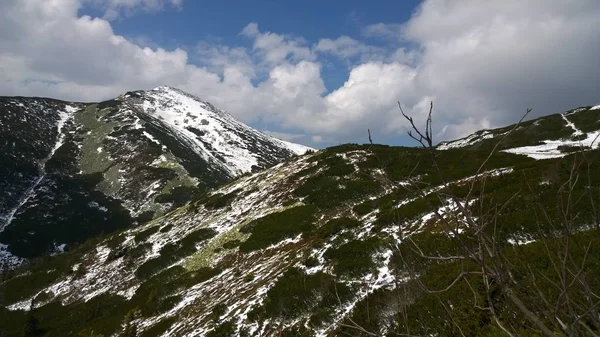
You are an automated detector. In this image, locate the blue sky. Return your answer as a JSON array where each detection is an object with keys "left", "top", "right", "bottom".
[
  {"left": 99, "top": 0, "right": 419, "bottom": 92},
  {"left": 2, "top": 0, "right": 600, "bottom": 148}
]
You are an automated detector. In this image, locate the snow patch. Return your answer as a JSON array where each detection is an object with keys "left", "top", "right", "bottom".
[
  {"left": 502, "top": 131, "right": 600, "bottom": 160},
  {"left": 142, "top": 131, "right": 161, "bottom": 145}
]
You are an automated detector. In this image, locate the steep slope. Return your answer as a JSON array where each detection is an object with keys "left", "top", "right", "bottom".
[
  {"left": 2, "top": 104, "right": 599, "bottom": 337},
  {"left": 0, "top": 88, "right": 310, "bottom": 266},
  {"left": 0, "top": 97, "right": 81, "bottom": 266},
  {"left": 128, "top": 86, "right": 311, "bottom": 176}
]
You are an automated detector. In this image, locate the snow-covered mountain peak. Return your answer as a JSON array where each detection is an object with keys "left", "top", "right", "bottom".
[{"left": 125, "top": 86, "right": 312, "bottom": 176}]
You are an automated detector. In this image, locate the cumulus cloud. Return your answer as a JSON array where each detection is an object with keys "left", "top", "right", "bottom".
[
  {"left": 1, "top": 0, "right": 600, "bottom": 147},
  {"left": 240, "top": 23, "right": 314, "bottom": 65},
  {"left": 401, "top": 0, "right": 600, "bottom": 139}
]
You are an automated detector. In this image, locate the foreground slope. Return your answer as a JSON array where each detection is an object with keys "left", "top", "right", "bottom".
[{"left": 0, "top": 88, "right": 309, "bottom": 266}]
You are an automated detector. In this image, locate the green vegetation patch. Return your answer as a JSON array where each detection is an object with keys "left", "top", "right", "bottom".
[
  {"left": 0, "top": 294, "right": 130, "bottom": 337},
  {"left": 140, "top": 317, "right": 177, "bottom": 337},
  {"left": 0, "top": 234, "right": 117, "bottom": 304},
  {"left": 294, "top": 173, "right": 381, "bottom": 209},
  {"left": 1, "top": 269, "right": 62, "bottom": 304},
  {"left": 373, "top": 194, "right": 443, "bottom": 231},
  {"left": 134, "top": 226, "right": 160, "bottom": 243},
  {"left": 132, "top": 265, "right": 220, "bottom": 318},
  {"left": 320, "top": 155, "right": 355, "bottom": 177},
  {"left": 135, "top": 228, "right": 216, "bottom": 278},
  {"left": 159, "top": 224, "right": 174, "bottom": 233},
  {"left": 566, "top": 107, "right": 600, "bottom": 133},
  {"left": 313, "top": 217, "right": 362, "bottom": 239},
  {"left": 155, "top": 185, "right": 201, "bottom": 209},
  {"left": 191, "top": 190, "right": 238, "bottom": 212},
  {"left": 249, "top": 268, "right": 352, "bottom": 322},
  {"left": 238, "top": 205, "right": 317, "bottom": 252},
  {"left": 324, "top": 237, "right": 382, "bottom": 277},
  {"left": 75, "top": 104, "right": 117, "bottom": 174}
]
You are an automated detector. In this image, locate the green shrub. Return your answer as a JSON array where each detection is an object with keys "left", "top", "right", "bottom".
[
  {"left": 131, "top": 266, "right": 219, "bottom": 318},
  {"left": 1, "top": 270, "right": 62, "bottom": 304},
  {"left": 353, "top": 201, "right": 376, "bottom": 216},
  {"left": 155, "top": 186, "right": 201, "bottom": 209},
  {"left": 139, "top": 317, "right": 176, "bottom": 337},
  {"left": 206, "top": 321, "right": 236, "bottom": 337},
  {"left": 134, "top": 226, "right": 160, "bottom": 243},
  {"left": 302, "top": 257, "right": 319, "bottom": 268},
  {"left": 210, "top": 303, "right": 228, "bottom": 322},
  {"left": 198, "top": 191, "right": 238, "bottom": 210},
  {"left": 566, "top": 108, "right": 600, "bottom": 132},
  {"left": 324, "top": 238, "right": 382, "bottom": 277},
  {"left": 255, "top": 268, "right": 352, "bottom": 321},
  {"left": 294, "top": 174, "right": 381, "bottom": 209},
  {"left": 242, "top": 272, "right": 255, "bottom": 282},
  {"left": 222, "top": 239, "right": 241, "bottom": 249},
  {"left": 239, "top": 205, "right": 316, "bottom": 252},
  {"left": 314, "top": 217, "right": 361, "bottom": 239}
]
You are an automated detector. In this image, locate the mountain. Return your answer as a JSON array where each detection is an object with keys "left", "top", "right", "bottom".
[
  {"left": 1, "top": 102, "right": 599, "bottom": 336},
  {"left": 0, "top": 87, "right": 311, "bottom": 267}
]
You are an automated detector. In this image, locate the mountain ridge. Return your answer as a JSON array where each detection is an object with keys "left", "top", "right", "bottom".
[{"left": 1, "top": 102, "right": 599, "bottom": 336}]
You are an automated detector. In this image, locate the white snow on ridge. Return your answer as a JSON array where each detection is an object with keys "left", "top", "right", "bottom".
[
  {"left": 590, "top": 104, "right": 600, "bottom": 111},
  {"left": 138, "top": 86, "right": 312, "bottom": 176},
  {"left": 273, "top": 138, "right": 314, "bottom": 155},
  {"left": 437, "top": 130, "right": 498, "bottom": 150}
]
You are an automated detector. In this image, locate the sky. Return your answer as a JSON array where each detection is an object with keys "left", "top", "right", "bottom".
[{"left": 1, "top": 0, "right": 600, "bottom": 148}]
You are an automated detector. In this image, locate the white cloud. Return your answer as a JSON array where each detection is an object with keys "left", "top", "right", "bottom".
[
  {"left": 1, "top": 0, "right": 600, "bottom": 147},
  {"left": 401, "top": 0, "right": 600, "bottom": 140},
  {"left": 240, "top": 23, "right": 314, "bottom": 65},
  {"left": 314, "top": 36, "right": 392, "bottom": 64},
  {"left": 362, "top": 23, "right": 403, "bottom": 40}
]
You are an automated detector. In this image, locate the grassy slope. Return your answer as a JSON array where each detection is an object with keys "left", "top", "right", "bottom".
[{"left": 1, "top": 107, "right": 600, "bottom": 336}]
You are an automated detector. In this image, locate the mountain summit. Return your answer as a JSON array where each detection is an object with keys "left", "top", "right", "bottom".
[
  {"left": 0, "top": 87, "right": 311, "bottom": 266},
  {"left": 124, "top": 86, "right": 311, "bottom": 176}
]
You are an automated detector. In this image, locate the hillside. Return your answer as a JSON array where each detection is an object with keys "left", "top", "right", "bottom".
[
  {"left": 1, "top": 103, "right": 599, "bottom": 336},
  {"left": 0, "top": 88, "right": 309, "bottom": 266},
  {"left": 438, "top": 104, "right": 600, "bottom": 156}
]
